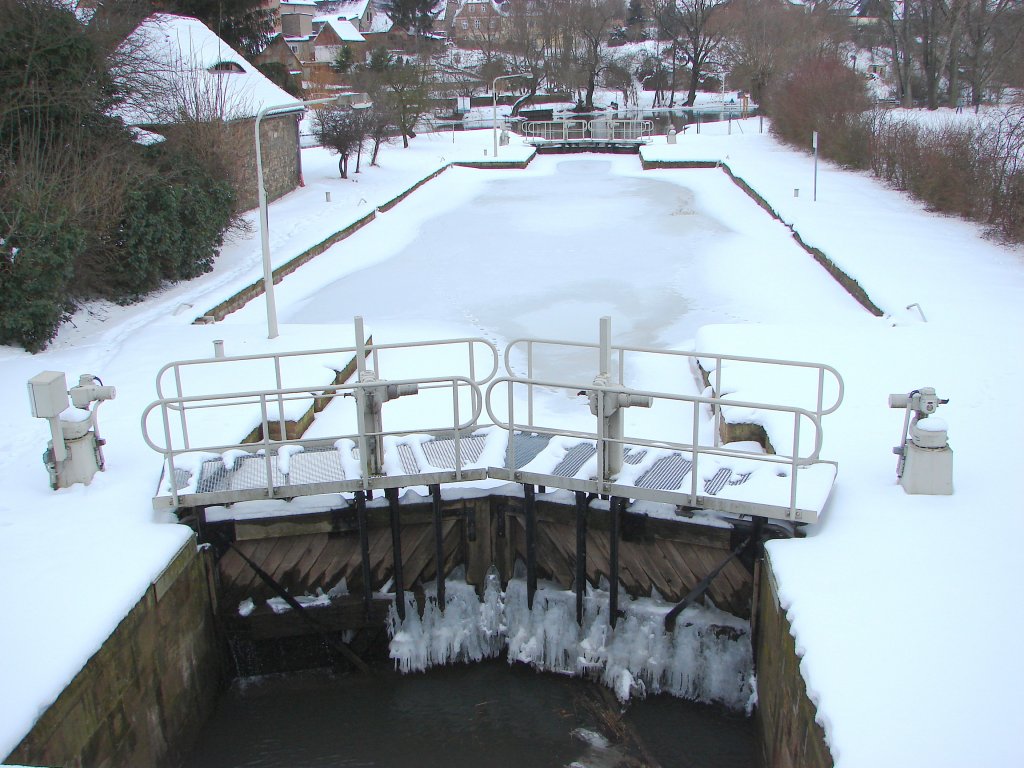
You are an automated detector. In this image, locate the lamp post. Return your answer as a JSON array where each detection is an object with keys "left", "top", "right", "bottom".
[
  {"left": 255, "top": 93, "right": 346, "bottom": 339},
  {"left": 492, "top": 73, "right": 527, "bottom": 158}
]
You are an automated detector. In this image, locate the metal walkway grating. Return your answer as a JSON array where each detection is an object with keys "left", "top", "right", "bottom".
[
  {"left": 196, "top": 446, "right": 349, "bottom": 494},
  {"left": 422, "top": 435, "right": 486, "bottom": 468}
]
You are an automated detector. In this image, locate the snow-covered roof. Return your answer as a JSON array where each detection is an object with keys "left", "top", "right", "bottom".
[
  {"left": 280, "top": 0, "right": 317, "bottom": 6},
  {"left": 116, "top": 14, "right": 300, "bottom": 124},
  {"left": 367, "top": 10, "right": 394, "bottom": 33},
  {"left": 316, "top": 16, "right": 366, "bottom": 43},
  {"left": 313, "top": 0, "right": 370, "bottom": 21}
]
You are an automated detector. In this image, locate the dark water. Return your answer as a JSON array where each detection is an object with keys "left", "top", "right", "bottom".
[{"left": 186, "top": 661, "right": 756, "bottom": 768}]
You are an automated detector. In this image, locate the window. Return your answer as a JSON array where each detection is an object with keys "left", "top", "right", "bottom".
[
  {"left": 461, "top": 19, "right": 468, "bottom": 28},
  {"left": 208, "top": 61, "right": 245, "bottom": 74},
  {"left": 473, "top": 18, "right": 480, "bottom": 28}
]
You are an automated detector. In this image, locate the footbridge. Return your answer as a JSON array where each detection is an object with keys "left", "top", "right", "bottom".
[
  {"left": 143, "top": 317, "right": 842, "bottom": 633},
  {"left": 143, "top": 317, "right": 842, "bottom": 525},
  {"left": 516, "top": 119, "right": 654, "bottom": 153}
]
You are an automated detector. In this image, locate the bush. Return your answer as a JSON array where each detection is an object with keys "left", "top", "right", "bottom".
[
  {"left": 0, "top": 222, "right": 82, "bottom": 352},
  {"left": 766, "top": 56, "right": 872, "bottom": 169},
  {"left": 102, "top": 149, "right": 235, "bottom": 301}
]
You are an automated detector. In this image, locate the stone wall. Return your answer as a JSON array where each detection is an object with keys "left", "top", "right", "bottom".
[
  {"left": 234, "top": 113, "right": 301, "bottom": 212},
  {"left": 756, "top": 555, "right": 834, "bottom": 768},
  {"left": 5, "top": 538, "right": 225, "bottom": 768}
]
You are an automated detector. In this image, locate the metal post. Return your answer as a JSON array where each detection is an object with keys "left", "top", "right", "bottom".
[
  {"left": 493, "top": 73, "right": 527, "bottom": 158},
  {"left": 813, "top": 130, "right": 819, "bottom": 202},
  {"left": 609, "top": 496, "right": 624, "bottom": 627},
  {"left": 256, "top": 94, "right": 347, "bottom": 339},
  {"left": 431, "top": 483, "right": 445, "bottom": 609},
  {"left": 524, "top": 483, "right": 537, "bottom": 610},
  {"left": 356, "top": 491, "right": 372, "bottom": 618},
  {"left": 574, "top": 491, "right": 588, "bottom": 625},
  {"left": 387, "top": 487, "right": 405, "bottom": 621}
]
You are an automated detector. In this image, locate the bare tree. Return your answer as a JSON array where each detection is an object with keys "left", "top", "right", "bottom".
[
  {"left": 718, "top": 0, "right": 837, "bottom": 104},
  {"left": 651, "top": 0, "right": 730, "bottom": 107},
  {"left": 312, "top": 107, "right": 367, "bottom": 177},
  {"left": 566, "top": 0, "right": 624, "bottom": 110},
  {"left": 960, "top": 0, "right": 1024, "bottom": 106},
  {"left": 500, "top": 0, "right": 555, "bottom": 114}
]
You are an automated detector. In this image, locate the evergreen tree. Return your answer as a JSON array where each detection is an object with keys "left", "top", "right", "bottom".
[{"left": 381, "top": 0, "right": 442, "bottom": 36}]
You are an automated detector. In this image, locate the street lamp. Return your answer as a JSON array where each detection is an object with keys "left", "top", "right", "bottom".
[
  {"left": 492, "top": 73, "right": 528, "bottom": 158},
  {"left": 255, "top": 93, "right": 347, "bottom": 339}
]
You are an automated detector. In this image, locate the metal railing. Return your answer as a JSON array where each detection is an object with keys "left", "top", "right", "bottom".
[
  {"left": 503, "top": 336, "right": 843, "bottom": 453},
  {"left": 153, "top": 328, "right": 498, "bottom": 455},
  {"left": 142, "top": 318, "right": 842, "bottom": 521},
  {"left": 142, "top": 374, "right": 488, "bottom": 508},
  {"left": 484, "top": 374, "right": 829, "bottom": 520},
  {"left": 519, "top": 119, "right": 653, "bottom": 142}
]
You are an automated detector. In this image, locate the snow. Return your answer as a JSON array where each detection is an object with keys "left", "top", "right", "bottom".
[
  {"left": 2, "top": 113, "right": 1024, "bottom": 767},
  {"left": 115, "top": 15, "right": 300, "bottom": 126}
]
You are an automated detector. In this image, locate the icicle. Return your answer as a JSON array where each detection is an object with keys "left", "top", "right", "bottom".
[{"left": 385, "top": 574, "right": 754, "bottom": 711}]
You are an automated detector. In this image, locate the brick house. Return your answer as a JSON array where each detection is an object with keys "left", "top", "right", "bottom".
[
  {"left": 450, "top": 0, "right": 506, "bottom": 45},
  {"left": 118, "top": 14, "right": 304, "bottom": 211}
]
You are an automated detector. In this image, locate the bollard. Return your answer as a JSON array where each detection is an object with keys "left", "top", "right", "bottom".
[
  {"left": 325, "top": 191, "right": 331, "bottom": 203},
  {"left": 667, "top": 128, "right": 677, "bottom": 145},
  {"left": 213, "top": 339, "right": 225, "bottom": 358},
  {"left": 794, "top": 188, "right": 800, "bottom": 198}
]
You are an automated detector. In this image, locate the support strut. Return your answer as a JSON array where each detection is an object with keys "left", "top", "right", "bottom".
[
  {"left": 386, "top": 487, "right": 405, "bottom": 621},
  {"left": 524, "top": 483, "right": 537, "bottom": 610},
  {"left": 664, "top": 535, "right": 753, "bottom": 632},
  {"left": 430, "top": 483, "right": 445, "bottom": 610},
  {"left": 574, "top": 490, "right": 589, "bottom": 625},
  {"left": 609, "top": 496, "right": 625, "bottom": 627},
  {"left": 356, "top": 491, "right": 372, "bottom": 619}
]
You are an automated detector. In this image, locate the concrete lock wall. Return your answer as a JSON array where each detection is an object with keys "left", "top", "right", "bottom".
[
  {"left": 756, "top": 554, "right": 834, "bottom": 768},
  {"left": 5, "top": 538, "right": 225, "bottom": 768}
]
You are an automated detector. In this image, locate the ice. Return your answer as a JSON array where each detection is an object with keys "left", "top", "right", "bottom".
[{"left": 386, "top": 572, "right": 753, "bottom": 712}]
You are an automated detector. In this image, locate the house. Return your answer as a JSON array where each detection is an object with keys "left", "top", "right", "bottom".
[
  {"left": 313, "top": 0, "right": 374, "bottom": 33},
  {"left": 117, "top": 14, "right": 304, "bottom": 211},
  {"left": 450, "top": 0, "right": 506, "bottom": 46},
  {"left": 312, "top": 15, "right": 368, "bottom": 64},
  {"left": 253, "top": 33, "right": 307, "bottom": 84}
]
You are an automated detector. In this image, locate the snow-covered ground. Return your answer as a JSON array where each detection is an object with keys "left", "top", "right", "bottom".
[{"left": 2, "top": 118, "right": 1023, "bottom": 767}]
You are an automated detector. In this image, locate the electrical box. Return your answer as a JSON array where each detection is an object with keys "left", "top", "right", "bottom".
[{"left": 27, "top": 371, "right": 69, "bottom": 419}]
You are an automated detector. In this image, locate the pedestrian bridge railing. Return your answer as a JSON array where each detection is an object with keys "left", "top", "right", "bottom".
[
  {"left": 519, "top": 119, "right": 654, "bottom": 143},
  {"left": 142, "top": 317, "right": 843, "bottom": 523}
]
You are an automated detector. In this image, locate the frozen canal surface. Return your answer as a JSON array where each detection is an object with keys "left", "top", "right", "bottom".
[{"left": 262, "top": 156, "right": 865, "bottom": 365}]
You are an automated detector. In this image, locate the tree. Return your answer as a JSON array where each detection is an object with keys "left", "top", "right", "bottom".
[
  {"left": 718, "top": 0, "right": 844, "bottom": 105},
  {"left": 501, "top": 0, "right": 556, "bottom": 115},
  {"left": 164, "top": 0, "right": 277, "bottom": 58},
  {"left": 0, "top": 0, "right": 236, "bottom": 350},
  {"left": 567, "top": 0, "right": 624, "bottom": 110},
  {"left": 353, "top": 49, "right": 431, "bottom": 148},
  {"left": 652, "top": 0, "right": 730, "bottom": 107},
  {"left": 312, "top": 107, "right": 367, "bottom": 177},
  {"left": 381, "top": 0, "right": 443, "bottom": 36},
  {"left": 960, "top": 0, "right": 1024, "bottom": 106}
]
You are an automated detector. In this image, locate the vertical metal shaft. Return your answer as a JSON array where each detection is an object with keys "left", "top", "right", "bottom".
[
  {"left": 356, "top": 491, "right": 372, "bottom": 619},
  {"left": 386, "top": 487, "right": 405, "bottom": 621},
  {"left": 575, "top": 491, "right": 588, "bottom": 625},
  {"left": 431, "top": 483, "right": 445, "bottom": 610},
  {"left": 609, "top": 496, "right": 623, "bottom": 627},
  {"left": 524, "top": 484, "right": 537, "bottom": 610}
]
